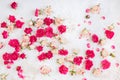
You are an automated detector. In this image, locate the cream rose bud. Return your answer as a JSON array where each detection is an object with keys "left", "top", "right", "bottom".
[
  {"left": 21, "top": 42, "right": 28, "bottom": 48},
  {"left": 40, "top": 65, "right": 51, "bottom": 74},
  {"left": 49, "top": 41, "right": 58, "bottom": 49},
  {"left": 35, "top": 19, "right": 43, "bottom": 27},
  {"left": 90, "top": 4, "right": 100, "bottom": 14},
  {"left": 76, "top": 68, "right": 85, "bottom": 75},
  {"left": 108, "top": 24, "right": 114, "bottom": 30},
  {"left": 81, "top": 28, "right": 90, "bottom": 37},
  {"left": 29, "top": 21, "right": 34, "bottom": 26},
  {"left": 44, "top": 6, "right": 52, "bottom": 16},
  {"left": 51, "top": 49, "right": 58, "bottom": 54},
  {"left": 72, "top": 49, "right": 79, "bottom": 54},
  {"left": 99, "top": 39, "right": 106, "bottom": 46},
  {"left": 0, "top": 42, "right": 4, "bottom": 49},
  {"left": 22, "top": 35, "right": 29, "bottom": 42},
  {"left": 29, "top": 44, "right": 35, "bottom": 50},
  {"left": 7, "top": 24, "right": 14, "bottom": 32},
  {"left": 40, "top": 40, "right": 48, "bottom": 46},
  {"left": 0, "top": 73, "right": 8, "bottom": 80},
  {"left": 54, "top": 18, "right": 63, "bottom": 26},
  {"left": 92, "top": 68, "right": 102, "bottom": 76},
  {"left": 65, "top": 55, "right": 75, "bottom": 62},
  {"left": 57, "top": 58, "right": 65, "bottom": 64},
  {"left": 101, "top": 49, "right": 109, "bottom": 58},
  {"left": 69, "top": 64, "right": 76, "bottom": 70}
]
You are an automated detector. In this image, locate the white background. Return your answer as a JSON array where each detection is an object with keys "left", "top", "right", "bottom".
[{"left": 0, "top": 0, "right": 120, "bottom": 80}]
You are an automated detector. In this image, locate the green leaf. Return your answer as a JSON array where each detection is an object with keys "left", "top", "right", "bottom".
[{"left": 110, "top": 53, "right": 115, "bottom": 57}]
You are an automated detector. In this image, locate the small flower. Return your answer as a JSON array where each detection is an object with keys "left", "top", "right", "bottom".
[
  {"left": 59, "top": 65, "right": 68, "bottom": 75},
  {"left": 99, "top": 39, "right": 106, "bottom": 46},
  {"left": 85, "top": 59, "right": 93, "bottom": 70},
  {"left": 40, "top": 65, "right": 51, "bottom": 74},
  {"left": 90, "top": 4, "right": 100, "bottom": 14},
  {"left": 36, "top": 46, "right": 43, "bottom": 52},
  {"left": 40, "top": 39, "right": 48, "bottom": 46},
  {"left": 15, "top": 20, "right": 24, "bottom": 28},
  {"left": 73, "top": 56, "right": 83, "bottom": 65},
  {"left": 1, "top": 22, "right": 7, "bottom": 28},
  {"left": 57, "top": 58, "right": 65, "bottom": 64},
  {"left": 35, "top": 19, "right": 44, "bottom": 27},
  {"left": 29, "top": 21, "right": 34, "bottom": 26},
  {"left": 85, "top": 8, "right": 90, "bottom": 13},
  {"left": 51, "top": 49, "right": 58, "bottom": 54},
  {"left": 4, "top": 60, "right": 10, "bottom": 65},
  {"left": 0, "top": 73, "right": 8, "bottom": 80},
  {"left": 8, "top": 15, "right": 16, "bottom": 23},
  {"left": 49, "top": 41, "right": 58, "bottom": 49},
  {"left": 101, "top": 59, "right": 111, "bottom": 70},
  {"left": 92, "top": 68, "right": 102, "bottom": 76},
  {"left": 86, "top": 50, "right": 95, "bottom": 58},
  {"left": 108, "top": 24, "right": 114, "bottom": 30},
  {"left": 35, "top": 8, "right": 39, "bottom": 17},
  {"left": 24, "top": 27, "right": 32, "bottom": 34},
  {"left": 46, "top": 51, "right": 53, "bottom": 59},
  {"left": 76, "top": 68, "right": 85, "bottom": 75},
  {"left": 36, "top": 29, "right": 45, "bottom": 37},
  {"left": 8, "top": 39, "right": 20, "bottom": 49},
  {"left": 22, "top": 35, "right": 29, "bottom": 42},
  {"left": 54, "top": 17, "right": 63, "bottom": 26},
  {"left": 45, "top": 27, "right": 54, "bottom": 38},
  {"left": 10, "top": 51, "right": 19, "bottom": 61},
  {"left": 100, "top": 49, "right": 109, "bottom": 58},
  {"left": 16, "top": 66, "right": 22, "bottom": 72},
  {"left": 38, "top": 52, "right": 46, "bottom": 61},
  {"left": 21, "top": 35, "right": 29, "bottom": 48},
  {"left": 80, "top": 28, "right": 90, "bottom": 38},
  {"left": 29, "top": 45, "right": 35, "bottom": 50},
  {"left": 105, "top": 30, "right": 114, "bottom": 39},
  {"left": 69, "top": 64, "right": 76, "bottom": 70},
  {"left": 44, "top": 6, "right": 52, "bottom": 15},
  {"left": 58, "top": 25, "right": 66, "bottom": 34},
  {"left": 44, "top": 17, "right": 53, "bottom": 26},
  {"left": 65, "top": 55, "right": 75, "bottom": 62},
  {"left": 2, "top": 52, "right": 11, "bottom": 60},
  {"left": 19, "top": 53, "right": 26, "bottom": 59},
  {"left": 58, "top": 49, "right": 68, "bottom": 56},
  {"left": 92, "top": 34, "right": 99, "bottom": 43},
  {"left": 10, "top": 2, "right": 17, "bottom": 9},
  {"left": 7, "top": 24, "right": 14, "bottom": 32},
  {"left": 0, "top": 42, "right": 4, "bottom": 49},
  {"left": 29, "top": 35, "right": 37, "bottom": 44},
  {"left": 2, "top": 30, "right": 8, "bottom": 39},
  {"left": 72, "top": 49, "right": 79, "bottom": 55}
]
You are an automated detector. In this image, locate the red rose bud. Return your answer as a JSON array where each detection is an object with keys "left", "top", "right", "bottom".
[
  {"left": 10, "top": 2, "right": 17, "bottom": 9},
  {"left": 59, "top": 65, "right": 68, "bottom": 75}
]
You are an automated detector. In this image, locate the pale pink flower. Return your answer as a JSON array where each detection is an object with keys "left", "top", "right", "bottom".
[
  {"left": 21, "top": 35, "right": 29, "bottom": 48},
  {"left": 54, "top": 18, "right": 63, "bottom": 26},
  {"left": 92, "top": 68, "right": 102, "bottom": 76},
  {"left": 35, "top": 19, "right": 43, "bottom": 27},
  {"left": 57, "top": 58, "right": 65, "bottom": 64},
  {"left": 7, "top": 24, "right": 14, "bottom": 32},
  {"left": 90, "top": 4, "right": 100, "bottom": 14},
  {"left": 44, "top": 6, "right": 52, "bottom": 16},
  {"left": 65, "top": 54, "right": 75, "bottom": 62},
  {"left": 100, "top": 49, "right": 109, "bottom": 58},
  {"left": 40, "top": 65, "right": 51, "bottom": 74},
  {"left": 0, "top": 42, "right": 4, "bottom": 49},
  {"left": 76, "top": 68, "right": 85, "bottom": 75}
]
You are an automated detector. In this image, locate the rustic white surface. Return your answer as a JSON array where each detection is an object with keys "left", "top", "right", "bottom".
[{"left": 0, "top": 0, "right": 120, "bottom": 80}]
